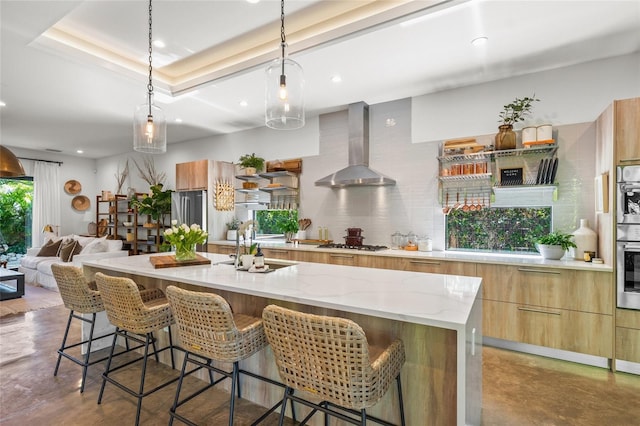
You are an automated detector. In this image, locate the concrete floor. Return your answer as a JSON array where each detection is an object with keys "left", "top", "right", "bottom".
[{"left": 1, "top": 304, "right": 639, "bottom": 425}]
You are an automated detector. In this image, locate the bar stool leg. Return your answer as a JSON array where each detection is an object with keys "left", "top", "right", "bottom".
[
  {"left": 98, "top": 328, "right": 120, "bottom": 404},
  {"left": 54, "top": 310, "right": 74, "bottom": 377},
  {"left": 360, "top": 409, "right": 366, "bottom": 426},
  {"left": 397, "top": 375, "right": 406, "bottom": 426},
  {"left": 134, "top": 333, "right": 153, "bottom": 426},
  {"left": 228, "top": 362, "right": 239, "bottom": 426},
  {"left": 277, "top": 387, "right": 290, "bottom": 426},
  {"left": 169, "top": 352, "right": 190, "bottom": 426},
  {"left": 79, "top": 312, "right": 97, "bottom": 393}
]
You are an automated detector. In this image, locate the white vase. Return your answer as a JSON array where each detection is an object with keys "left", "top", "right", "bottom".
[
  {"left": 571, "top": 218, "right": 597, "bottom": 260},
  {"left": 226, "top": 230, "right": 237, "bottom": 241}
]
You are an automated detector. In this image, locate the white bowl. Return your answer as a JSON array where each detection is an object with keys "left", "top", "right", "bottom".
[
  {"left": 123, "top": 221, "right": 133, "bottom": 227},
  {"left": 536, "top": 244, "right": 566, "bottom": 260}
]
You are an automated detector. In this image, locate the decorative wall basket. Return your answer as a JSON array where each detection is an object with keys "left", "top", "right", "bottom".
[
  {"left": 64, "top": 180, "right": 82, "bottom": 194},
  {"left": 215, "top": 180, "right": 235, "bottom": 211}
]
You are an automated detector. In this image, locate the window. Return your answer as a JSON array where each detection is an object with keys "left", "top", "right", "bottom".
[
  {"left": 446, "top": 206, "right": 551, "bottom": 254},
  {"left": 254, "top": 210, "right": 298, "bottom": 237},
  {"left": 0, "top": 177, "right": 34, "bottom": 259}
]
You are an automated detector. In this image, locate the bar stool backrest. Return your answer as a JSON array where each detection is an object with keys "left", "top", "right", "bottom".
[
  {"left": 51, "top": 264, "right": 103, "bottom": 314},
  {"left": 262, "top": 304, "right": 379, "bottom": 409},
  {"left": 166, "top": 285, "right": 264, "bottom": 362},
  {"left": 94, "top": 272, "right": 160, "bottom": 334}
]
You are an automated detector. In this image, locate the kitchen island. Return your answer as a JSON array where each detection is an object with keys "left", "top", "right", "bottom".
[{"left": 83, "top": 253, "right": 482, "bottom": 426}]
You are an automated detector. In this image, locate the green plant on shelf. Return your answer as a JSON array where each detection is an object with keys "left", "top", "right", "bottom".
[
  {"left": 498, "top": 94, "right": 539, "bottom": 126},
  {"left": 238, "top": 153, "right": 265, "bottom": 172},
  {"left": 535, "top": 231, "right": 576, "bottom": 251}
]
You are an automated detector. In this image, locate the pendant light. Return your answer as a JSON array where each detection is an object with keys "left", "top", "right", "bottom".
[
  {"left": 0, "top": 146, "right": 26, "bottom": 177},
  {"left": 133, "top": 0, "right": 166, "bottom": 153},
  {"left": 265, "top": 0, "right": 305, "bottom": 130}
]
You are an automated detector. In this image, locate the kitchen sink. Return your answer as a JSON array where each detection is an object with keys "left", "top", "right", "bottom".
[{"left": 215, "top": 259, "right": 297, "bottom": 270}]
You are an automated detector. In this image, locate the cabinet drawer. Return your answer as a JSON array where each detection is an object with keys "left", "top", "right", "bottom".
[
  {"left": 484, "top": 300, "right": 613, "bottom": 358},
  {"left": 208, "top": 244, "right": 235, "bottom": 255},
  {"left": 404, "top": 259, "right": 477, "bottom": 276},
  {"left": 478, "top": 264, "right": 613, "bottom": 314},
  {"left": 261, "top": 248, "right": 294, "bottom": 260},
  {"left": 326, "top": 253, "right": 359, "bottom": 266},
  {"left": 616, "top": 326, "right": 640, "bottom": 363}
]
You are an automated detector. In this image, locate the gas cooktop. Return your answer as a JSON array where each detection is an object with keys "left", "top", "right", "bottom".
[{"left": 317, "top": 243, "right": 388, "bottom": 252}]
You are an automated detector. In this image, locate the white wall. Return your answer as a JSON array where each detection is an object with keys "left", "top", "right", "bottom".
[{"left": 412, "top": 53, "right": 640, "bottom": 143}]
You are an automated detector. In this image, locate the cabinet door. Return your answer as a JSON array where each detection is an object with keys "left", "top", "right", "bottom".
[
  {"left": 359, "top": 255, "right": 404, "bottom": 270},
  {"left": 176, "top": 160, "right": 208, "bottom": 190},
  {"left": 616, "top": 97, "right": 640, "bottom": 165},
  {"left": 616, "top": 308, "right": 640, "bottom": 363},
  {"left": 208, "top": 243, "right": 236, "bottom": 256},
  {"left": 478, "top": 264, "right": 613, "bottom": 315}
]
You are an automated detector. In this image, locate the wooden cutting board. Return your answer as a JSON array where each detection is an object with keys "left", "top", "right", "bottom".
[{"left": 149, "top": 254, "right": 211, "bottom": 268}]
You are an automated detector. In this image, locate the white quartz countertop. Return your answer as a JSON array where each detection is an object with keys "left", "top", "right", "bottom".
[
  {"left": 210, "top": 240, "right": 612, "bottom": 272},
  {"left": 83, "top": 252, "right": 482, "bottom": 332}
]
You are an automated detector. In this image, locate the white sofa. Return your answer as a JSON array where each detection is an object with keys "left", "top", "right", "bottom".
[{"left": 18, "top": 235, "right": 128, "bottom": 291}]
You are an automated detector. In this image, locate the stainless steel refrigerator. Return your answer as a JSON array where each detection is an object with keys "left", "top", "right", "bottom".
[{"left": 171, "top": 190, "right": 208, "bottom": 252}]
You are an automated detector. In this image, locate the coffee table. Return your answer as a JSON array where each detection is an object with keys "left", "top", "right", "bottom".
[{"left": 0, "top": 268, "right": 25, "bottom": 300}]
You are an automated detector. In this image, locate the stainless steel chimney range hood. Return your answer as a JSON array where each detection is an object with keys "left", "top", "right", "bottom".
[{"left": 315, "top": 102, "right": 396, "bottom": 188}]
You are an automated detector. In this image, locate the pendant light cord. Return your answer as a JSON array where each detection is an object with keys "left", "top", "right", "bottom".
[
  {"left": 147, "top": 0, "right": 154, "bottom": 116},
  {"left": 280, "top": 0, "right": 286, "bottom": 75}
]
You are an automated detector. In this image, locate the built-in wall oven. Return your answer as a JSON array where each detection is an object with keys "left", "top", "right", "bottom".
[{"left": 617, "top": 165, "right": 640, "bottom": 309}]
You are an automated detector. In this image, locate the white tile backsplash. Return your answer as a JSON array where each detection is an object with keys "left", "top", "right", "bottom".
[{"left": 299, "top": 98, "right": 596, "bottom": 250}]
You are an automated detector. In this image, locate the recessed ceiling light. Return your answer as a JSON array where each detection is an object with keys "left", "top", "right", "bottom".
[
  {"left": 239, "top": 100, "right": 248, "bottom": 107},
  {"left": 0, "top": 100, "right": 6, "bottom": 107},
  {"left": 331, "top": 75, "right": 342, "bottom": 83},
  {"left": 76, "top": 149, "right": 84, "bottom": 154},
  {"left": 175, "top": 118, "right": 183, "bottom": 123},
  {"left": 153, "top": 40, "right": 166, "bottom": 48},
  {"left": 471, "top": 36, "right": 488, "bottom": 46},
  {"left": 246, "top": 0, "right": 260, "bottom": 3}
]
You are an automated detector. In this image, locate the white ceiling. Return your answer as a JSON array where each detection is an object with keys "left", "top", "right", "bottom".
[{"left": 1, "top": 0, "right": 639, "bottom": 159}]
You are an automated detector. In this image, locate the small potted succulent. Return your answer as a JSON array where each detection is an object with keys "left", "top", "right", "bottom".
[
  {"left": 238, "top": 153, "right": 265, "bottom": 175},
  {"left": 496, "top": 94, "right": 539, "bottom": 150},
  {"left": 535, "top": 231, "right": 576, "bottom": 260}
]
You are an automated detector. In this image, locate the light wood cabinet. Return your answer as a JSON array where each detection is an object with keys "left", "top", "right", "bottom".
[
  {"left": 207, "top": 243, "right": 235, "bottom": 256},
  {"left": 616, "top": 308, "right": 640, "bottom": 363},
  {"left": 176, "top": 160, "right": 208, "bottom": 191},
  {"left": 615, "top": 97, "right": 640, "bottom": 165},
  {"left": 403, "top": 258, "right": 477, "bottom": 276},
  {"left": 477, "top": 264, "right": 614, "bottom": 357}
]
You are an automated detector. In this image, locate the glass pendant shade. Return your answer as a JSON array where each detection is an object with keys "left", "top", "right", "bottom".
[
  {"left": 133, "top": 101, "right": 166, "bottom": 153},
  {"left": 265, "top": 57, "right": 305, "bottom": 130}
]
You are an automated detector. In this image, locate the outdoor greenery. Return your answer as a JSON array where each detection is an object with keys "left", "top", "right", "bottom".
[
  {"left": 498, "top": 94, "right": 539, "bottom": 126},
  {"left": 255, "top": 210, "right": 298, "bottom": 235},
  {"left": 535, "top": 231, "right": 576, "bottom": 251},
  {"left": 0, "top": 178, "right": 33, "bottom": 254},
  {"left": 446, "top": 206, "right": 551, "bottom": 253}
]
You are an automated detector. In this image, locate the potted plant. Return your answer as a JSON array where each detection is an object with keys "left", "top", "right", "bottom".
[
  {"left": 535, "top": 231, "right": 576, "bottom": 260},
  {"left": 130, "top": 183, "right": 173, "bottom": 226},
  {"left": 238, "top": 153, "right": 265, "bottom": 175},
  {"left": 225, "top": 217, "right": 240, "bottom": 241},
  {"left": 279, "top": 212, "right": 299, "bottom": 243},
  {"left": 496, "top": 94, "right": 539, "bottom": 150}
]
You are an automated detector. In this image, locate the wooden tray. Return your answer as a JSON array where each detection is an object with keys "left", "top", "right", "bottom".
[
  {"left": 149, "top": 253, "right": 211, "bottom": 268},
  {"left": 294, "top": 239, "right": 333, "bottom": 245}
]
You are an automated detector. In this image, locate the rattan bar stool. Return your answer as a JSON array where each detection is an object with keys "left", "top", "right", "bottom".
[
  {"left": 95, "top": 272, "right": 179, "bottom": 426},
  {"left": 51, "top": 264, "right": 117, "bottom": 393},
  {"left": 165, "top": 285, "right": 294, "bottom": 426},
  {"left": 262, "top": 304, "right": 406, "bottom": 426}
]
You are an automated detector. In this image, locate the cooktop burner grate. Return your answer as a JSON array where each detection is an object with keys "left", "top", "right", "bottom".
[{"left": 317, "top": 243, "right": 388, "bottom": 251}]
